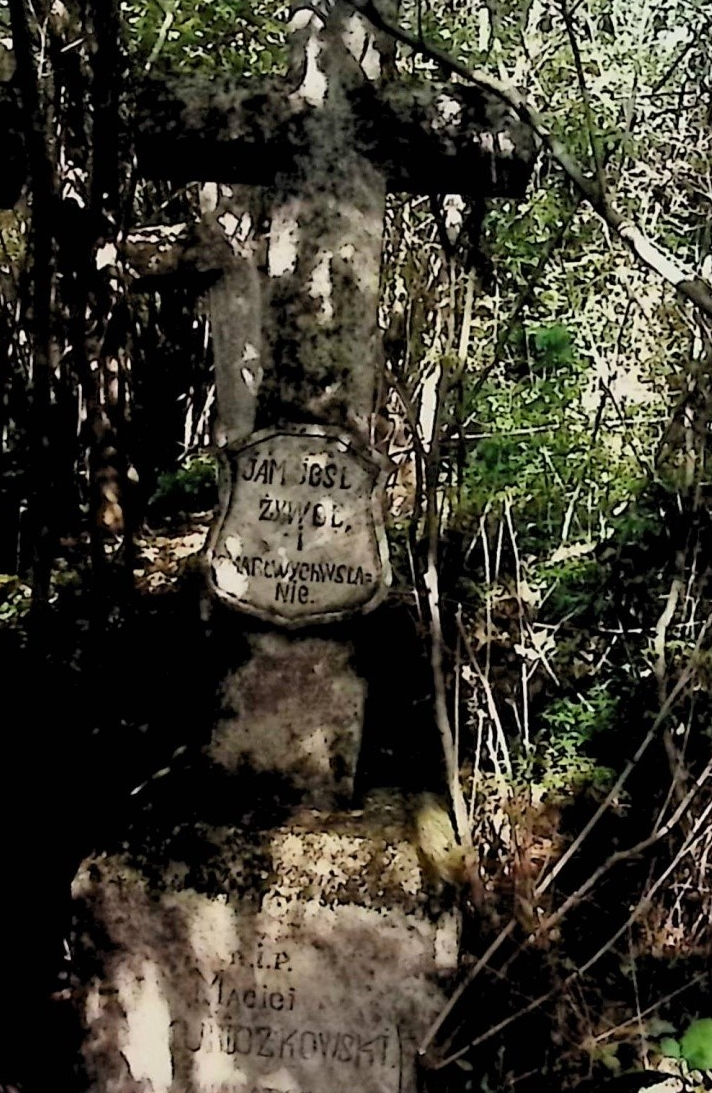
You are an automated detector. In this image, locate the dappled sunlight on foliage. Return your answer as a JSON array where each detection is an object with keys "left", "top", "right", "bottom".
[{"left": 120, "top": 0, "right": 289, "bottom": 77}]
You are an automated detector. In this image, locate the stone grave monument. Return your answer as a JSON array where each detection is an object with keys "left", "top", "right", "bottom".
[{"left": 71, "top": 2, "right": 535, "bottom": 1091}]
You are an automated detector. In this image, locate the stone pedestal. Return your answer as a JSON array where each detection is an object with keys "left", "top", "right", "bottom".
[
  {"left": 72, "top": 795, "right": 459, "bottom": 1093},
  {"left": 209, "top": 633, "right": 365, "bottom": 803}
]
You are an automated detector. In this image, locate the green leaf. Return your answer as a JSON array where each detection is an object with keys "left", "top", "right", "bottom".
[
  {"left": 681, "top": 1019, "right": 712, "bottom": 1069},
  {"left": 659, "top": 1037, "right": 682, "bottom": 1059}
]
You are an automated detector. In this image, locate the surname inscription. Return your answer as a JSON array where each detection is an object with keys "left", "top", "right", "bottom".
[
  {"left": 208, "top": 426, "right": 391, "bottom": 625},
  {"left": 186, "top": 932, "right": 401, "bottom": 1093}
]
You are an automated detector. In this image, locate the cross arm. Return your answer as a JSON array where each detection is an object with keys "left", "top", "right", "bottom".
[
  {"left": 133, "top": 75, "right": 536, "bottom": 198},
  {"left": 134, "top": 76, "right": 306, "bottom": 189},
  {"left": 360, "top": 81, "right": 536, "bottom": 197}
]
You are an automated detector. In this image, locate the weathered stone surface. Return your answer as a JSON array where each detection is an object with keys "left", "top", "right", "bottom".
[
  {"left": 133, "top": 76, "right": 536, "bottom": 197},
  {"left": 198, "top": 7, "right": 388, "bottom": 444},
  {"left": 209, "top": 633, "right": 365, "bottom": 802},
  {"left": 208, "top": 426, "right": 390, "bottom": 625},
  {"left": 196, "top": 4, "right": 396, "bottom": 799},
  {"left": 72, "top": 797, "right": 459, "bottom": 1093},
  {"left": 71, "top": 11, "right": 467, "bottom": 1091}
]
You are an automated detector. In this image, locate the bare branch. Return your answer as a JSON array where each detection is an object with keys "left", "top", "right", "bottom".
[
  {"left": 433, "top": 804, "right": 712, "bottom": 1069},
  {"left": 558, "top": 0, "right": 606, "bottom": 198},
  {"left": 536, "top": 611, "right": 712, "bottom": 898},
  {"left": 144, "top": 0, "right": 177, "bottom": 73},
  {"left": 418, "top": 611, "right": 712, "bottom": 1064}
]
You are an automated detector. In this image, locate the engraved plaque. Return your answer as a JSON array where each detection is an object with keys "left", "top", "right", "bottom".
[
  {"left": 185, "top": 917, "right": 404, "bottom": 1093},
  {"left": 208, "top": 425, "right": 391, "bottom": 626}
]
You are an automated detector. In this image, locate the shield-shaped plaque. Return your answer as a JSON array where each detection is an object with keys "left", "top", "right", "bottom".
[{"left": 207, "top": 425, "right": 391, "bottom": 626}]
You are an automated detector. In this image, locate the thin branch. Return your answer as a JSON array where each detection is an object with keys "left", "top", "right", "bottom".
[
  {"left": 458, "top": 614, "right": 513, "bottom": 777},
  {"left": 516, "top": 752, "right": 712, "bottom": 949},
  {"left": 561, "top": 375, "right": 609, "bottom": 542},
  {"left": 559, "top": 0, "right": 606, "bottom": 197},
  {"left": 536, "top": 611, "right": 712, "bottom": 898},
  {"left": 654, "top": 578, "right": 683, "bottom": 695},
  {"left": 433, "top": 806, "right": 712, "bottom": 1069},
  {"left": 417, "top": 918, "right": 517, "bottom": 1057},
  {"left": 588, "top": 972, "right": 706, "bottom": 1044},
  {"left": 518, "top": 0, "right": 588, "bottom": 77},
  {"left": 649, "top": 36, "right": 696, "bottom": 95},
  {"left": 8, "top": 0, "right": 57, "bottom": 617},
  {"left": 144, "top": 0, "right": 178, "bottom": 73},
  {"left": 424, "top": 361, "right": 473, "bottom": 850}
]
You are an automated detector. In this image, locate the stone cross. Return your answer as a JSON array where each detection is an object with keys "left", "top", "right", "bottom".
[
  {"left": 71, "top": 5, "right": 535, "bottom": 1093},
  {"left": 133, "top": 0, "right": 533, "bottom": 803}
]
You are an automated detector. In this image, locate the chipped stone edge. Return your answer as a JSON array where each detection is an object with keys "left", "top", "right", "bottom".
[{"left": 205, "top": 424, "right": 392, "bottom": 628}]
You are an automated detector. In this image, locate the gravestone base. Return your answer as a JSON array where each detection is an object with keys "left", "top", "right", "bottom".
[{"left": 72, "top": 794, "right": 460, "bottom": 1093}]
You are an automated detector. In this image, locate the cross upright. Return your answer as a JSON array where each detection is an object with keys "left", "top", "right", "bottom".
[
  {"left": 133, "top": 0, "right": 535, "bottom": 803},
  {"left": 137, "top": 0, "right": 533, "bottom": 443}
]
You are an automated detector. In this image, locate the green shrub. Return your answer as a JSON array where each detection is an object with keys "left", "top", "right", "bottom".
[
  {"left": 0, "top": 574, "right": 31, "bottom": 627},
  {"left": 680, "top": 1019, "right": 712, "bottom": 1070},
  {"left": 525, "top": 684, "right": 618, "bottom": 803},
  {"left": 149, "top": 454, "right": 218, "bottom": 517}
]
